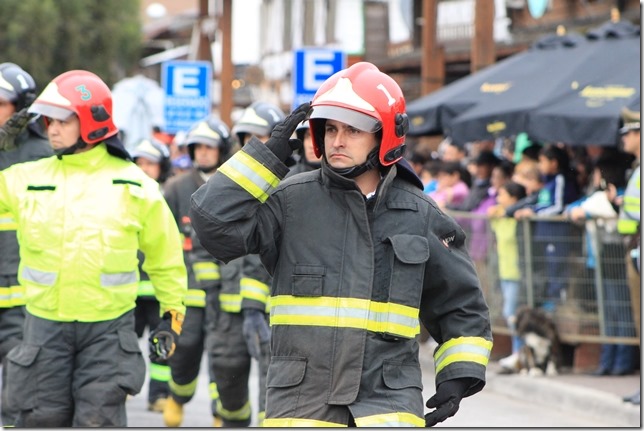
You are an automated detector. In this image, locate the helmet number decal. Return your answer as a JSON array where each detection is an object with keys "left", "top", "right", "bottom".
[
  {"left": 376, "top": 84, "right": 396, "bottom": 106},
  {"left": 16, "top": 74, "right": 30, "bottom": 90},
  {"left": 75, "top": 84, "right": 92, "bottom": 101}
]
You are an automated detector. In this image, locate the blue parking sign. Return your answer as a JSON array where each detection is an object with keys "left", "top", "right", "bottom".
[
  {"left": 292, "top": 48, "right": 346, "bottom": 110},
  {"left": 162, "top": 61, "right": 212, "bottom": 134}
]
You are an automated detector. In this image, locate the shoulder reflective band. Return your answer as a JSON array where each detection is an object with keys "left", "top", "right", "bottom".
[
  {"left": 0, "top": 212, "right": 17, "bottom": 231},
  {"left": 433, "top": 336, "right": 493, "bottom": 374},
  {"left": 354, "top": 412, "right": 425, "bottom": 427},
  {"left": 193, "top": 261, "right": 220, "bottom": 282},
  {"left": 184, "top": 289, "right": 206, "bottom": 308},
  {"left": 219, "top": 292, "right": 242, "bottom": 313},
  {"left": 240, "top": 277, "right": 269, "bottom": 304},
  {"left": 218, "top": 150, "right": 281, "bottom": 203},
  {"left": 269, "top": 295, "right": 420, "bottom": 339}
]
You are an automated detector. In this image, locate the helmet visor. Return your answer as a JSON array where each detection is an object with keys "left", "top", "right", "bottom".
[
  {"left": 310, "top": 105, "right": 382, "bottom": 133},
  {"left": 620, "top": 122, "right": 640, "bottom": 134},
  {"left": 28, "top": 103, "right": 74, "bottom": 121}
]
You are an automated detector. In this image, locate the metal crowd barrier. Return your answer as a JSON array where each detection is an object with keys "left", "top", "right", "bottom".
[{"left": 446, "top": 210, "right": 639, "bottom": 346}]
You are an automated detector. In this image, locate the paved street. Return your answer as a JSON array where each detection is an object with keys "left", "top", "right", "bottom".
[{"left": 125, "top": 338, "right": 628, "bottom": 428}]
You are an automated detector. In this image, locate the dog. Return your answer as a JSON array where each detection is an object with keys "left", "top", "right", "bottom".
[{"left": 514, "top": 305, "right": 563, "bottom": 377}]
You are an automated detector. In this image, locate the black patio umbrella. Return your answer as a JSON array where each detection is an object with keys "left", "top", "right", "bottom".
[
  {"left": 406, "top": 32, "right": 588, "bottom": 139},
  {"left": 526, "top": 23, "right": 640, "bottom": 146}
]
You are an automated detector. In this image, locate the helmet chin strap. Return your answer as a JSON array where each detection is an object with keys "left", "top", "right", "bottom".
[
  {"left": 55, "top": 139, "right": 87, "bottom": 159},
  {"left": 329, "top": 147, "right": 380, "bottom": 179}
]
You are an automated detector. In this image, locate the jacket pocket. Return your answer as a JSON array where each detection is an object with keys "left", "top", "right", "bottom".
[
  {"left": 117, "top": 329, "right": 146, "bottom": 395},
  {"left": 385, "top": 235, "right": 430, "bottom": 307},
  {"left": 267, "top": 356, "right": 307, "bottom": 388},
  {"left": 291, "top": 265, "right": 325, "bottom": 297},
  {"left": 6, "top": 344, "right": 41, "bottom": 410},
  {"left": 382, "top": 359, "right": 423, "bottom": 390}
]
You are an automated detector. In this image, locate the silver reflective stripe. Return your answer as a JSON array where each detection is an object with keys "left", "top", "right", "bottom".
[
  {"left": 21, "top": 266, "right": 57, "bottom": 286},
  {"left": 100, "top": 271, "right": 138, "bottom": 287}
]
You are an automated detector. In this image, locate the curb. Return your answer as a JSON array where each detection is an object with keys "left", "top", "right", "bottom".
[{"left": 485, "top": 372, "right": 641, "bottom": 427}]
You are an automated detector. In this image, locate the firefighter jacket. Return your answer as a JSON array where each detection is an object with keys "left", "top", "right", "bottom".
[
  {"left": 0, "top": 143, "right": 186, "bottom": 322},
  {"left": 190, "top": 139, "right": 492, "bottom": 426},
  {"left": 0, "top": 125, "right": 52, "bottom": 307},
  {"left": 164, "top": 168, "right": 219, "bottom": 309}
]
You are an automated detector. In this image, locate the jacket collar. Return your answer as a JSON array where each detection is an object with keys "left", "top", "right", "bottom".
[{"left": 58, "top": 142, "right": 111, "bottom": 169}]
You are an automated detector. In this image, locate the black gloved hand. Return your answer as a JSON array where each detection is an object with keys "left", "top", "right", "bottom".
[
  {"left": 242, "top": 308, "right": 270, "bottom": 360},
  {"left": 0, "top": 108, "right": 34, "bottom": 151},
  {"left": 149, "top": 310, "right": 184, "bottom": 361},
  {"left": 265, "top": 102, "right": 311, "bottom": 162},
  {"left": 424, "top": 378, "right": 471, "bottom": 427}
]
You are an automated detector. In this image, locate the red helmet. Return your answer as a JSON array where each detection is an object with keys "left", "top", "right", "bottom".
[
  {"left": 309, "top": 62, "right": 409, "bottom": 166},
  {"left": 28, "top": 70, "right": 117, "bottom": 144}
]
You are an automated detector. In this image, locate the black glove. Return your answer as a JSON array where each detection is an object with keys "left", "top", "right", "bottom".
[
  {"left": 149, "top": 310, "right": 184, "bottom": 361},
  {"left": 242, "top": 308, "right": 270, "bottom": 360},
  {"left": 265, "top": 102, "right": 311, "bottom": 162},
  {"left": 424, "top": 378, "right": 471, "bottom": 427},
  {"left": 0, "top": 108, "right": 34, "bottom": 151}
]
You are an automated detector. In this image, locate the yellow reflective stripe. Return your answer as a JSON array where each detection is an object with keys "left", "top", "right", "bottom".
[
  {"left": 257, "top": 411, "right": 265, "bottom": 427},
  {"left": 219, "top": 292, "right": 242, "bottom": 313},
  {"left": 434, "top": 336, "right": 493, "bottom": 374},
  {"left": 184, "top": 289, "right": 206, "bottom": 308},
  {"left": 137, "top": 280, "right": 155, "bottom": 296},
  {"left": 149, "top": 363, "right": 171, "bottom": 382},
  {"left": 269, "top": 295, "right": 420, "bottom": 339},
  {"left": 0, "top": 212, "right": 17, "bottom": 230},
  {"left": 240, "top": 277, "right": 269, "bottom": 304},
  {"left": 218, "top": 151, "right": 280, "bottom": 203},
  {"left": 169, "top": 376, "right": 198, "bottom": 397},
  {"left": 263, "top": 418, "right": 346, "bottom": 427},
  {"left": 209, "top": 382, "right": 219, "bottom": 401},
  {"left": 193, "top": 261, "right": 220, "bottom": 282},
  {"left": 618, "top": 218, "right": 639, "bottom": 234},
  {"left": 354, "top": 412, "right": 425, "bottom": 427},
  {"left": 0, "top": 285, "right": 25, "bottom": 307},
  {"left": 215, "top": 399, "right": 251, "bottom": 421}
]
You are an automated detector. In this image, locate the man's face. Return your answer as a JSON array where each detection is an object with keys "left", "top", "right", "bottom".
[
  {"left": 442, "top": 145, "right": 464, "bottom": 162},
  {"left": 0, "top": 98, "right": 16, "bottom": 127},
  {"left": 621, "top": 130, "right": 640, "bottom": 156},
  {"left": 136, "top": 157, "right": 161, "bottom": 181},
  {"left": 323, "top": 119, "right": 378, "bottom": 170},
  {"left": 302, "top": 129, "right": 321, "bottom": 163},
  {"left": 47, "top": 115, "right": 81, "bottom": 151},
  {"left": 193, "top": 143, "right": 220, "bottom": 170}
]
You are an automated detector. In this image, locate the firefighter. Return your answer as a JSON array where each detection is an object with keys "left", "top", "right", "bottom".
[
  {"left": 0, "top": 70, "right": 186, "bottom": 427},
  {"left": 130, "top": 137, "right": 174, "bottom": 412},
  {"left": 0, "top": 63, "right": 53, "bottom": 426},
  {"left": 202, "top": 101, "right": 286, "bottom": 427},
  {"left": 190, "top": 62, "right": 492, "bottom": 427},
  {"left": 286, "top": 120, "right": 322, "bottom": 177},
  {"left": 162, "top": 115, "right": 232, "bottom": 427}
]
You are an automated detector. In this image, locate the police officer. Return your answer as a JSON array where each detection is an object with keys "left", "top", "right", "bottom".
[
  {"left": 616, "top": 104, "right": 640, "bottom": 405},
  {"left": 0, "top": 62, "right": 53, "bottom": 426},
  {"left": 0, "top": 70, "right": 186, "bottom": 427},
  {"left": 190, "top": 62, "right": 492, "bottom": 427},
  {"left": 162, "top": 115, "right": 232, "bottom": 427},
  {"left": 204, "top": 101, "right": 286, "bottom": 427},
  {"left": 131, "top": 137, "right": 174, "bottom": 412}
]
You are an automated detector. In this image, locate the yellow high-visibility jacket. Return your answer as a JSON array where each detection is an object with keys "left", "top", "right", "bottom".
[{"left": 0, "top": 144, "right": 187, "bottom": 322}]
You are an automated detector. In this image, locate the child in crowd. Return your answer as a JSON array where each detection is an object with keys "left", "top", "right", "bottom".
[
  {"left": 428, "top": 161, "right": 470, "bottom": 209},
  {"left": 489, "top": 182, "right": 527, "bottom": 372}
]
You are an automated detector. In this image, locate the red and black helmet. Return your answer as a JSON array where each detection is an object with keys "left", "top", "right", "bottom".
[
  {"left": 309, "top": 62, "right": 409, "bottom": 166},
  {"left": 28, "top": 70, "right": 117, "bottom": 144}
]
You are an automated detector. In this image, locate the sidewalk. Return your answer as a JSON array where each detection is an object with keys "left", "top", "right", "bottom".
[
  {"left": 485, "top": 361, "right": 641, "bottom": 427},
  {"left": 419, "top": 341, "right": 641, "bottom": 427}
]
